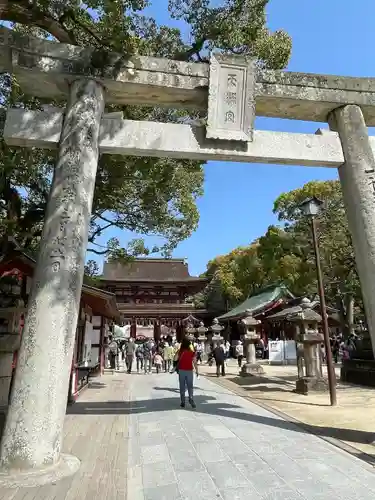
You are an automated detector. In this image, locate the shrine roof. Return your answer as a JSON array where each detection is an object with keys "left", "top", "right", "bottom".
[
  {"left": 102, "top": 258, "right": 205, "bottom": 283},
  {"left": 217, "top": 285, "right": 294, "bottom": 322},
  {"left": 267, "top": 305, "right": 322, "bottom": 323}
]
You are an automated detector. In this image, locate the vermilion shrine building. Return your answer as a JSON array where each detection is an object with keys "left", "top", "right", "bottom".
[
  {"left": 0, "top": 249, "right": 119, "bottom": 412},
  {"left": 99, "top": 258, "right": 208, "bottom": 340}
]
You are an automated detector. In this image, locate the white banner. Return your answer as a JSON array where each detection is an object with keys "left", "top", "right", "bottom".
[
  {"left": 268, "top": 341, "right": 284, "bottom": 363},
  {"left": 284, "top": 340, "right": 297, "bottom": 361}
]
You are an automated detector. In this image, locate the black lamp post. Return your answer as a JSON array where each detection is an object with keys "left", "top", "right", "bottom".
[{"left": 299, "top": 197, "right": 337, "bottom": 406}]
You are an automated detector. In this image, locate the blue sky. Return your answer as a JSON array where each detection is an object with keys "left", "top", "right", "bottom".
[{"left": 91, "top": 0, "right": 375, "bottom": 276}]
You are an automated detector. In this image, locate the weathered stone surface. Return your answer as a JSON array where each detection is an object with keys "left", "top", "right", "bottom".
[
  {"left": 0, "top": 453, "right": 80, "bottom": 488},
  {"left": 295, "top": 376, "right": 329, "bottom": 395},
  {"left": 0, "top": 79, "right": 105, "bottom": 473},
  {"left": 240, "top": 363, "right": 265, "bottom": 377},
  {"left": 4, "top": 108, "right": 346, "bottom": 167},
  {"left": 207, "top": 53, "right": 255, "bottom": 141},
  {"left": 0, "top": 26, "right": 207, "bottom": 110},
  {"left": 330, "top": 105, "right": 375, "bottom": 358},
  {"left": 3, "top": 26, "right": 375, "bottom": 122},
  {"left": 298, "top": 333, "right": 324, "bottom": 344}
]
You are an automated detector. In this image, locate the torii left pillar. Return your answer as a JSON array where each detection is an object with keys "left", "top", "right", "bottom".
[{"left": 0, "top": 79, "right": 105, "bottom": 486}]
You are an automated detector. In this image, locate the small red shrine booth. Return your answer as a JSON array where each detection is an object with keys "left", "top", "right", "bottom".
[{"left": 0, "top": 250, "right": 119, "bottom": 409}]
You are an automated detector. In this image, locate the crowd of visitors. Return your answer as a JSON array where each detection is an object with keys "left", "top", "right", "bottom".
[
  {"left": 328, "top": 333, "right": 358, "bottom": 363},
  {"left": 107, "top": 335, "right": 236, "bottom": 408},
  {"left": 106, "top": 329, "right": 362, "bottom": 408}
]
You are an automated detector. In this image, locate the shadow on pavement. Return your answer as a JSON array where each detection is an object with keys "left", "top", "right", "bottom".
[
  {"left": 206, "top": 373, "right": 294, "bottom": 388},
  {"left": 250, "top": 396, "right": 329, "bottom": 407},
  {"left": 87, "top": 382, "right": 107, "bottom": 389},
  {"left": 67, "top": 391, "right": 375, "bottom": 447},
  {"left": 153, "top": 386, "right": 230, "bottom": 395}
]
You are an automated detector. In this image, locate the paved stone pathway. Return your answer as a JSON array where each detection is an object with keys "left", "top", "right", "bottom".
[
  {"left": 2, "top": 371, "right": 375, "bottom": 499},
  {"left": 127, "top": 372, "right": 375, "bottom": 500}
]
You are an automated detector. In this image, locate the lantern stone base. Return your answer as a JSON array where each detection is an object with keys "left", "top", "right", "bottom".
[
  {"left": 295, "top": 376, "right": 328, "bottom": 395},
  {"left": 240, "top": 363, "right": 265, "bottom": 377}
]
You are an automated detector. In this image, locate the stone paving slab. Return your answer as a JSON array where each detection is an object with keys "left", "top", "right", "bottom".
[
  {"left": 200, "top": 360, "right": 375, "bottom": 460},
  {"left": 125, "top": 372, "right": 375, "bottom": 500},
  {"left": 1, "top": 375, "right": 130, "bottom": 500},
  {"left": 2, "top": 369, "right": 375, "bottom": 499}
]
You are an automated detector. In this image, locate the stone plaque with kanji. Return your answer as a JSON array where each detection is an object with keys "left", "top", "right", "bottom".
[{"left": 206, "top": 53, "right": 256, "bottom": 142}]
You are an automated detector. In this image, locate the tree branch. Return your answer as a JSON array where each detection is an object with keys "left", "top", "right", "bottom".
[
  {"left": 1, "top": 1, "right": 76, "bottom": 44},
  {"left": 87, "top": 247, "right": 109, "bottom": 256},
  {"left": 174, "top": 36, "right": 208, "bottom": 61},
  {"left": 60, "top": 8, "right": 107, "bottom": 48},
  {"left": 88, "top": 222, "right": 115, "bottom": 243}
]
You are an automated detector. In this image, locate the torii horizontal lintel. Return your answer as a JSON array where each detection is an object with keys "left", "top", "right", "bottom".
[
  {"left": 2, "top": 26, "right": 375, "bottom": 124},
  {"left": 4, "top": 108, "right": 348, "bottom": 167}
]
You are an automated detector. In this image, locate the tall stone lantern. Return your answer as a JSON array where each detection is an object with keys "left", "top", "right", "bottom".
[
  {"left": 291, "top": 299, "right": 328, "bottom": 395},
  {"left": 196, "top": 321, "right": 207, "bottom": 341},
  {"left": 210, "top": 318, "right": 224, "bottom": 347},
  {"left": 196, "top": 321, "right": 208, "bottom": 358},
  {"left": 240, "top": 314, "right": 265, "bottom": 377},
  {"left": 185, "top": 321, "right": 196, "bottom": 342}
]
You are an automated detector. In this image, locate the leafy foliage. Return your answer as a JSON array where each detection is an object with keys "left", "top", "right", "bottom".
[
  {"left": 196, "top": 180, "right": 362, "bottom": 335},
  {"left": 83, "top": 259, "right": 101, "bottom": 286},
  {"left": 0, "top": 0, "right": 291, "bottom": 258}
]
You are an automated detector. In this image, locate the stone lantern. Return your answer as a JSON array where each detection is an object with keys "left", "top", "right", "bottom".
[
  {"left": 291, "top": 298, "right": 328, "bottom": 394},
  {"left": 185, "top": 321, "right": 196, "bottom": 342},
  {"left": 196, "top": 321, "right": 207, "bottom": 342},
  {"left": 196, "top": 321, "right": 208, "bottom": 359},
  {"left": 196, "top": 321, "right": 207, "bottom": 346},
  {"left": 210, "top": 318, "right": 224, "bottom": 347},
  {"left": 240, "top": 313, "right": 264, "bottom": 377}
]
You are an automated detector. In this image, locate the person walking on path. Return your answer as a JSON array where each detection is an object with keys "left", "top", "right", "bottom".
[
  {"left": 176, "top": 337, "right": 198, "bottom": 408},
  {"left": 235, "top": 340, "right": 244, "bottom": 368},
  {"left": 196, "top": 341, "right": 203, "bottom": 364},
  {"left": 125, "top": 338, "right": 136, "bottom": 374},
  {"left": 154, "top": 352, "right": 163, "bottom": 373},
  {"left": 213, "top": 342, "right": 226, "bottom": 377},
  {"left": 163, "top": 342, "right": 174, "bottom": 372},
  {"left": 136, "top": 342, "right": 144, "bottom": 373},
  {"left": 143, "top": 339, "right": 153, "bottom": 374}
]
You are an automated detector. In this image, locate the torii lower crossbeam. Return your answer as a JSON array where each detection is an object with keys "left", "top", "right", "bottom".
[{"left": 4, "top": 108, "right": 347, "bottom": 167}]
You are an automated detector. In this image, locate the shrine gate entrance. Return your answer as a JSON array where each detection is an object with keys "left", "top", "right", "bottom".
[{"left": 1, "top": 25, "right": 375, "bottom": 484}]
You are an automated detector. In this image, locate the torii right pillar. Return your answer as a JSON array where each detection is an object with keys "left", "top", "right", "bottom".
[{"left": 329, "top": 105, "right": 375, "bottom": 356}]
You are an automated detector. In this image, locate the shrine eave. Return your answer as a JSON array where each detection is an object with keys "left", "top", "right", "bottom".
[
  {"left": 100, "top": 278, "right": 207, "bottom": 286},
  {"left": 119, "top": 308, "right": 209, "bottom": 317}
]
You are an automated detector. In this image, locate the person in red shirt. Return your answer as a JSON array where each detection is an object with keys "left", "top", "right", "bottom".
[{"left": 177, "top": 338, "right": 198, "bottom": 408}]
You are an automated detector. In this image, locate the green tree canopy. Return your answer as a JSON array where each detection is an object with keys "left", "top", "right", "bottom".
[
  {"left": 197, "top": 180, "right": 362, "bottom": 336},
  {"left": 0, "top": 1, "right": 291, "bottom": 258},
  {"left": 273, "top": 180, "right": 361, "bottom": 335}
]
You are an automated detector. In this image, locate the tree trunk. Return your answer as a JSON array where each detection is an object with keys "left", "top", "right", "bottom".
[
  {"left": 337, "top": 294, "right": 354, "bottom": 337},
  {"left": 0, "top": 1, "right": 8, "bottom": 17}
]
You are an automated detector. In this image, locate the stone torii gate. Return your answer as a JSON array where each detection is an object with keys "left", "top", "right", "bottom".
[{"left": 1, "top": 25, "right": 375, "bottom": 483}]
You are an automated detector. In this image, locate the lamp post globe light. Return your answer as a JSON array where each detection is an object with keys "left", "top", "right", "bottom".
[
  {"left": 299, "top": 196, "right": 323, "bottom": 217},
  {"left": 298, "top": 197, "right": 337, "bottom": 406}
]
